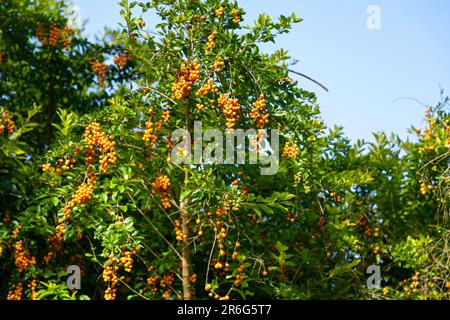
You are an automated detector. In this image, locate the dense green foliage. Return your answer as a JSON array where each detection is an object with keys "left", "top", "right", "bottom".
[{"left": 1, "top": 0, "right": 450, "bottom": 300}]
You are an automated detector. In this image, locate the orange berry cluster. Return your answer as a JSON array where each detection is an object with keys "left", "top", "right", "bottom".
[
  {"left": 14, "top": 240, "right": 36, "bottom": 273},
  {"left": 41, "top": 163, "right": 52, "bottom": 173},
  {"left": 215, "top": 207, "right": 228, "bottom": 218},
  {"left": 49, "top": 24, "right": 60, "bottom": 47},
  {"left": 213, "top": 56, "right": 224, "bottom": 73},
  {"left": 36, "top": 24, "right": 74, "bottom": 49},
  {"left": 172, "top": 60, "right": 201, "bottom": 100},
  {"left": 189, "top": 274, "right": 198, "bottom": 284},
  {"left": 218, "top": 94, "right": 241, "bottom": 130},
  {"left": 206, "top": 30, "right": 218, "bottom": 53},
  {"left": 29, "top": 279, "right": 38, "bottom": 300},
  {"left": 7, "top": 282, "right": 23, "bottom": 300},
  {"left": 152, "top": 175, "right": 172, "bottom": 209},
  {"left": 143, "top": 114, "right": 163, "bottom": 151},
  {"left": 196, "top": 78, "right": 218, "bottom": 97},
  {"left": 174, "top": 219, "right": 187, "bottom": 241},
  {"left": 145, "top": 266, "right": 174, "bottom": 298},
  {"left": 47, "top": 157, "right": 77, "bottom": 175},
  {"left": 160, "top": 273, "right": 175, "bottom": 299},
  {"left": 0, "top": 109, "right": 15, "bottom": 136},
  {"left": 91, "top": 60, "right": 110, "bottom": 87},
  {"left": 282, "top": 142, "right": 300, "bottom": 159},
  {"left": 64, "top": 176, "right": 97, "bottom": 221},
  {"left": 215, "top": 6, "right": 225, "bottom": 18},
  {"left": 103, "top": 256, "right": 120, "bottom": 300},
  {"left": 250, "top": 94, "right": 269, "bottom": 129},
  {"left": 231, "top": 8, "right": 241, "bottom": 24},
  {"left": 114, "top": 52, "right": 130, "bottom": 69},
  {"left": 146, "top": 274, "right": 160, "bottom": 295},
  {"left": 119, "top": 251, "right": 134, "bottom": 273},
  {"left": 84, "top": 122, "right": 117, "bottom": 173}
]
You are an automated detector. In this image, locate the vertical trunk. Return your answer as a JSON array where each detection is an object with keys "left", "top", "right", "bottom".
[
  {"left": 181, "top": 100, "right": 192, "bottom": 300},
  {"left": 180, "top": 196, "right": 191, "bottom": 300}
]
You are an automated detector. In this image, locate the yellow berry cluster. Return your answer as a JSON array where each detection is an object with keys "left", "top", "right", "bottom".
[
  {"left": 91, "top": 60, "right": 110, "bottom": 87},
  {"left": 7, "top": 282, "right": 23, "bottom": 300},
  {"left": 171, "top": 60, "right": 201, "bottom": 100},
  {"left": 215, "top": 6, "right": 225, "bottom": 18},
  {"left": 282, "top": 142, "right": 300, "bottom": 159},
  {"left": 0, "top": 109, "right": 15, "bottom": 136},
  {"left": 218, "top": 94, "right": 241, "bottom": 130},
  {"left": 231, "top": 8, "right": 241, "bottom": 24},
  {"left": 162, "top": 105, "right": 171, "bottom": 123},
  {"left": 329, "top": 191, "right": 342, "bottom": 203},
  {"left": 213, "top": 56, "right": 224, "bottom": 73},
  {"left": 119, "top": 250, "right": 134, "bottom": 273},
  {"left": 114, "top": 52, "right": 130, "bottom": 69},
  {"left": 196, "top": 103, "right": 205, "bottom": 112},
  {"left": 206, "top": 31, "right": 218, "bottom": 53},
  {"left": 14, "top": 240, "right": 36, "bottom": 273},
  {"left": 420, "top": 181, "right": 433, "bottom": 195},
  {"left": 152, "top": 175, "right": 172, "bottom": 209},
  {"left": 103, "top": 256, "right": 119, "bottom": 300},
  {"left": 196, "top": 78, "right": 218, "bottom": 97},
  {"left": 84, "top": 121, "right": 117, "bottom": 173},
  {"left": 250, "top": 94, "right": 269, "bottom": 129}
]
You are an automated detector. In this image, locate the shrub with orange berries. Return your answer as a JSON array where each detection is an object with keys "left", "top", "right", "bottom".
[{"left": 0, "top": 109, "right": 15, "bottom": 136}]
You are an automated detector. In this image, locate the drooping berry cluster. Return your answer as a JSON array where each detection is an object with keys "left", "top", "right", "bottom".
[
  {"left": 114, "top": 52, "right": 131, "bottom": 69},
  {"left": 160, "top": 273, "right": 174, "bottom": 300},
  {"left": 36, "top": 24, "right": 74, "bottom": 49},
  {"left": 143, "top": 108, "right": 163, "bottom": 151},
  {"left": 174, "top": 219, "right": 186, "bottom": 241},
  {"left": 152, "top": 175, "right": 172, "bottom": 209},
  {"left": 84, "top": 121, "right": 117, "bottom": 173},
  {"left": 162, "top": 105, "right": 171, "bottom": 123},
  {"left": 171, "top": 60, "right": 201, "bottom": 100},
  {"left": 196, "top": 78, "right": 218, "bottom": 97},
  {"left": 231, "top": 8, "right": 241, "bottom": 24},
  {"left": 14, "top": 240, "right": 36, "bottom": 273},
  {"left": 63, "top": 176, "right": 97, "bottom": 221},
  {"left": 215, "top": 6, "right": 225, "bottom": 18},
  {"left": 91, "top": 60, "right": 110, "bottom": 87},
  {"left": 0, "top": 109, "right": 15, "bottom": 136},
  {"left": 29, "top": 279, "right": 38, "bottom": 300},
  {"left": 218, "top": 94, "right": 241, "bottom": 130},
  {"left": 7, "top": 282, "right": 23, "bottom": 300},
  {"left": 250, "top": 94, "right": 269, "bottom": 129},
  {"left": 213, "top": 56, "right": 224, "bottom": 73},
  {"left": 103, "top": 256, "right": 119, "bottom": 300},
  {"left": 282, "top": 142, "right": 300, "bottom": 159},
  {"left": 119, "top": 250, "right": 134, "bottom": 273},
  {"left": 206, "top": 30, "right": 218, "bottom": 53}
]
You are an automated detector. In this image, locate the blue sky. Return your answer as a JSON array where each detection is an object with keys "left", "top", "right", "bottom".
[{"left": 72, "top": 0, "right": 450, "bottom": 142}]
